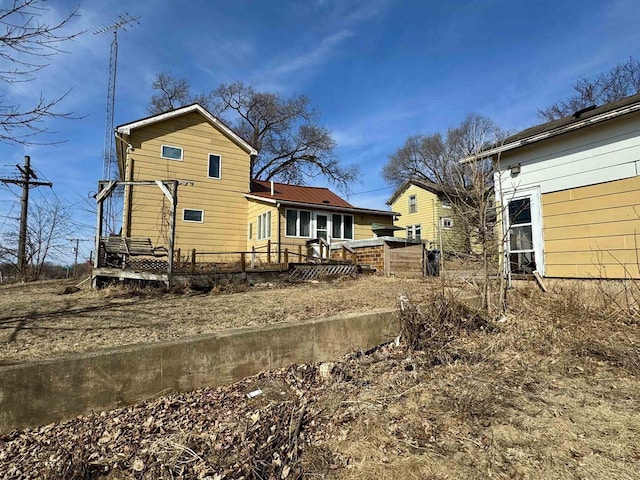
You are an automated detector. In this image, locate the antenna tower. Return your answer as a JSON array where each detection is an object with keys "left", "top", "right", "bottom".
[{"left": 94, "top": 14, "right": 140, "bottom": 231}]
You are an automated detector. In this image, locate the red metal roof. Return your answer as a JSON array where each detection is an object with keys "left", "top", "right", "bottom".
[{"left": 249, "top": 180, "right": 354, "bottom": 208}]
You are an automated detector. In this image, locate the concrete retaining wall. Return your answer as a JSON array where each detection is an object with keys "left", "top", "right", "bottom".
[{"left": 0, "top": 309, "right": 396, "bottom": 432}]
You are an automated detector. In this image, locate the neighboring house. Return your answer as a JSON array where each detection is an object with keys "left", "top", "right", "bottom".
[
  {"left": 246, "top": 180, "right": 397, "bottom": 259},
  {"left": 465, "top": 93, "right": 640, "bottom": 279},
  {"left": 114, "top": 104, "right": 396, "bottom": 260},
  {"left": 386, "top": 179, "right": 467, "bottom": 253}
]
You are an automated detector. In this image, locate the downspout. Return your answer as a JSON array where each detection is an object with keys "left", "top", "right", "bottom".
[{"left": 276, "top": 202, "right": 282, "bottom": 263}]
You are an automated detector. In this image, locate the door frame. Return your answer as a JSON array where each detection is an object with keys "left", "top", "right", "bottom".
[{"left": 503, "top": 186, "right": 544, "bottom": 276}]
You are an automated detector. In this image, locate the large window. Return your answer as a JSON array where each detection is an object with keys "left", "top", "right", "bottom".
[
  {"left": 208, "top": 154, "right": 221, "bottom": 179},
  {"left": 183, "top": 209, "right": 203, "bottom": 222},
  {"left": 161, "top": 145, "right": 183, "bottom": 161},
  {"left": 332, "top": 214, "right": 354, "bottom": 239},
  {"left": 285, "top": 209, "right": 311, "bottom": 237},
  {"left": 257, "top": 211, "right": 271, "bottom": 240},
  {"left": 408, "top": 194, "right": 417, "bottom": 213},
  {"left": 507, "top": 197, "right": 535, "bottom": 274}
]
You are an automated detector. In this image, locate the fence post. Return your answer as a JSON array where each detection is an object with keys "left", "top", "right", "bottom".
[
  {"left": 352, "top": 251, "right": 357, "bottom": 265},
  {"left": 240, "top": 252, "right": 246, "bottom": 272},
  {"left": 283, "top": 248, "right": 289, "bottom": 266},
  {"left": 342, "top": 245, "right": 347, "bottom": 260},
  {"left": 267, "top": 240, "right": 271, "bottom": 264},
  {"left": 191, "top": 249, "right": 196, "bottom": 273},
  {"left": 251, "top": 246, "right": 256, "bottom": 269},
  {"left": 298, "top": 245, "right": 302, "bottom": 262}
]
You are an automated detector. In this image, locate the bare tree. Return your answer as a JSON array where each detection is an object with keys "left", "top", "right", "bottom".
[
  {"left": 148, "top": 73, "right": 212, "bottom": 114},
  {"left": 0, "top": 0, "right": 82, "bottom": 145},
  {"left": 148, "top": 75, "right": 358, "bottom": 191},
  {"left": 384, "top": 113, "right": 500, "bottom": 191},
  {"left": 539, "top": 56, "right": 640, "bottom": 121},
  {"left": 0, "top": 197, "right": 74, "bottom": 280}
]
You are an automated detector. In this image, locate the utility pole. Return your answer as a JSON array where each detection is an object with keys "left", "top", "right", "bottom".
[
  {"left": 0, "top": 156, "right": 52, "bottom": 281},
  {"left": 69, "top": 238, "right": 80, "bottom": 278}
]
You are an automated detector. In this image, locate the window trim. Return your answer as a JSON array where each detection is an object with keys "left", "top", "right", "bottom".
[
  {"left": 285, "top": 208, "right": 312, "bottom": 238},
  {"left": 257, "top": 211, "right": 271, "bottom": 240},
  {"left": 208, "top": 153, "right": 222, "bottom": 179},
  {"left": 331, "top": 213, "right": 354, "bottom": 240},
  {"left": 408, "top": 194, "right": 417, "bottom": 213},
  {"left": 441, "top": 217, "right": 453, "bottom": 229},
  {"left": 182, "top": 208, "right": 204, "bottom": 223},
  {"left": 406, "top": 224, "right": 422, "bottom": 240},
  {"left": 161, "top": 144, "right": 183, "bottom": 161}
]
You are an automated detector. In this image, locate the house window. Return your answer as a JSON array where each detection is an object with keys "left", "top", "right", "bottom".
[
  {"left": 208, "top": 154, "right": 221, "bottom": 179},
  {"left": 183, "top": 209, "right": 203, "bottom": 222},
  {"left": 332, "top": 214, "right": 354, "bottom": 239},
  {"left": 441, "top": 197, "right": 452, "bottom": 208},
  {"left": 441, "top": 218, "right": 453, "bottom": 229},
  {"left": 406, "top": 224, "right": 421, "bottom": 240},
  {"left": 161, "top": 145, "right": 183, "bottom": 161},
  {"left": 258, "top": 211, "right": 271, "bottom": 240},
  {"left": 508, "top": 197, "right": 536, "bottom": 274},
  {"left": 285, "top": 209, "right": 311, "bottom": 237},
  {"left": 408, "top": 195, "right": 417, "bottom": 213}
]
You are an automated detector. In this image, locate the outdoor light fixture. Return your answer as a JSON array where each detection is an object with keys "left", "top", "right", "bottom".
[{"left": 510, "top": 164, "right": 521, "bottom": 176}]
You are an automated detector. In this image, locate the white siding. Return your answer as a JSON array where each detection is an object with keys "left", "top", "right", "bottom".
[{"left": 496, "top": 113, "right": 640, "bottom": 196}]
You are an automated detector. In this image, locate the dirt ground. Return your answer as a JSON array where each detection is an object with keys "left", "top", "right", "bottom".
[
  {"left": 2, "top": 280, "right": 640, "bottom": 479},
  {"left": 0, "top": 276, "right": 433, "bottom": 364}
]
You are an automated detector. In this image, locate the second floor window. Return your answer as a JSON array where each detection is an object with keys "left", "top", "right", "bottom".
[
  {"left": 161, "top": 145, "right": 183, "bottom": 161},
  {"left": 408, "top": 194, "right": 417, "bottom": 213},
  {"left": 208, "top": 154, "right": 221, "bottom": 179}
]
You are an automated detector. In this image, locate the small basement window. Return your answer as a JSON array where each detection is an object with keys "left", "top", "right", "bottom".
[
  {"left": 183, "top": 209, "right": 204, "bottom": 222},
  {"left": 161, "top": 145, "right": 183, "bottom": 161}
]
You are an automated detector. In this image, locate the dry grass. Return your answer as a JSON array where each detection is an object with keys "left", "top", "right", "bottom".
[
  {"left": 304, "top": 280, "right": 640, "bottom": 479},
  {"left": 2, "top": 277, "right": 640, "bottom": 478},
  {"left": 0, "top": 276, "right": 432, "bottom": 364}
]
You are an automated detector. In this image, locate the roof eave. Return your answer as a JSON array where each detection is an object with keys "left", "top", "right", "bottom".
[
  {"left": 461, "top": 101, "right": 640, "bottom": 163},
  {"left": 116, "top": 104, "right": 258, "bottom": 156},
  {"left": 245, "top": 194, "right": 398, "bottom": 217}
]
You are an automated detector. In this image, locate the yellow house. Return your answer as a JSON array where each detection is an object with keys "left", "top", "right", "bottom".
[
  {"left": 114, "top": 104, "right": 396, "bottom": 262},
  {"left": 246, "top": 180, "right": 397, "bottom": 261},
  {"left": 386, "top": 179, "right": 467, "bottom": 253},
  {"left": 115, "top": 104, "right": 257, "bottom": 257},
  {"left": 465, "top": 93, "right": 640, "bottom": 279}
]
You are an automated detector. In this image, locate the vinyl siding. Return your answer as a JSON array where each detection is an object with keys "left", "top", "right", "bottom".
[
  {"left": 542, "top": 176, "right": 640, "bottom": 279},
  {"left": 123, "top": 111, "right": 250, "bottom": 254},
  {"left": 497, "top": 112, "right": 640, "bottom": 197},
  {"left": 391, "top": 184, "right": 467, "bottom": 252}
]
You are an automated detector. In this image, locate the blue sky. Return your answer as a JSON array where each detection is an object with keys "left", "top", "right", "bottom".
[{"left": 1, "top": 0, "right": 639, "bottom": 264}]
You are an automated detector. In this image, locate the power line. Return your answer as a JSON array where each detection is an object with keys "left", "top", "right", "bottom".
[
  {"left": 0, "top": 156, "right": 52, "bottom": 280},
  {"left": 347, "top": 185, "right": 395, "bottom": 197}
]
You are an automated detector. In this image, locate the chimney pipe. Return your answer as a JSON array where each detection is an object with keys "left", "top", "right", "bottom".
[{"left": 270, "top": 180, "right": 274, "bottom": 196}]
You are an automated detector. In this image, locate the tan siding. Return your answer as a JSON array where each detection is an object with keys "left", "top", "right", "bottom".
[
  {"left": 542, "top": 176, "right": 640, "bottom": 279},
  {"left": 124, "top": 112, "right": 250, "bottom": 254}
]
